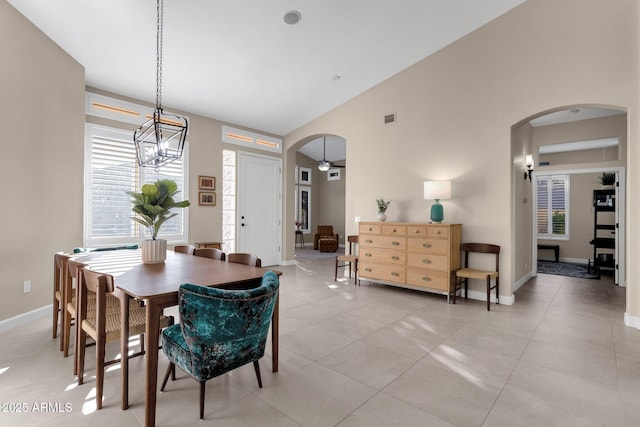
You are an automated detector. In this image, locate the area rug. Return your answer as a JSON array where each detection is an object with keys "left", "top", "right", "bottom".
[{"left": 537, "top": 260, "right": 599, "bottom": 279}]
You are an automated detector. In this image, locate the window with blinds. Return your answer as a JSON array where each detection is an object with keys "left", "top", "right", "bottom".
[
  {"left": 536, "top": 175, "right": 569, "bottom": 239},
  {"left": 84, "top": 124, "right": 188, "bottom": 247}
]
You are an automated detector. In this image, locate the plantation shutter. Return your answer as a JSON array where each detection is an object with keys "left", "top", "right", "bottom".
[
  {"left": 536, "top": 175, "right": 569, "bottom": 239},
  {"left": 85, "top": 124, "right": 188, "bottom": 247}
]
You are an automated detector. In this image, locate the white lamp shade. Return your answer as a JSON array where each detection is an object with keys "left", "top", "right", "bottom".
[
  {"left": 424, "top": 181, "right": 451, "bottom": 200},
  {"left": 525, "top": 154, "right": 534, "bottom": 168}
]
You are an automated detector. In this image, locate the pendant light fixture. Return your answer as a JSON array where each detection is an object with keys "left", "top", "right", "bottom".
[{"left": 134, "top": 0, "right": 188, "bottom": 169}]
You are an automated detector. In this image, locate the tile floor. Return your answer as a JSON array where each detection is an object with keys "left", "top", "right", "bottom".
[{"left": 1, "top": 256, "right": 639, "bottom": 426}]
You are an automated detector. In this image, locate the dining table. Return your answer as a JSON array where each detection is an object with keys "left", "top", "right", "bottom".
[{"left": 73, "top": 249, "right": 280, "bottom": 427}]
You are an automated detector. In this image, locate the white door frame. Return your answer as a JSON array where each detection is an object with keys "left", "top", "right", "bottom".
[{"left": 531, "top": 166, "right": 626, "bottom": 287}]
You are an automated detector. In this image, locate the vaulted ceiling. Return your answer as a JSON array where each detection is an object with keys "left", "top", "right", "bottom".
[{"left": 8, "top": 0, "right": 526, "bottom": 136}]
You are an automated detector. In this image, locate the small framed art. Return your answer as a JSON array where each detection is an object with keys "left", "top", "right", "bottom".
[
  {"left": 199, "top": 192, "right": 216, "bottom": 206},
  {"left": 327, "top": 168, "right": 341, "bottom": 181},
  {"left": 299, "top": 167, "right": 312, "bottom": 185},
  {"left": 198, "top": 175, "right": 215, "bottom": 190}
]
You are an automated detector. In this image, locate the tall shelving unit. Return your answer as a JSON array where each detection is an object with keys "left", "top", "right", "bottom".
[{"left": 590, "top": 189, "right": 616, "bottom": 277}]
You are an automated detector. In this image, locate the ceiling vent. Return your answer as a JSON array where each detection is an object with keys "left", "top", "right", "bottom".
[{"left": 384, "top": 113, "right": 396, "bottom": 124}]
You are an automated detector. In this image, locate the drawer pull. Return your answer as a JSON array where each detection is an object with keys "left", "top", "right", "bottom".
[
  {"left": 391, "top": 272, "right": 400, "bottom": 277},
  {"left": 391, "top": 256, "right": 400, "bottom": 260},
  {"left": 422, "top": 259, "right": 431, "bottom": 264},
  {"left": 364, "top": 267, "right": 372, "bottom": 272},
  {"left": 435, "top": 230, "right": 441, "bottom": 235},
  {"left": 365, "top": 253, "right": 372, "bottom": 257},
  {"left": 392, "top": 241, "right": 400, "bottom": 246},
  {"left": 392, "top": 228, "right": 397, "bottom": 232},
  {"left": 368, "top": 227, "right": 373, "bottom": 231},
  {"left": 365, "top": 239, "right": 373, "bottom": 244},
  {"left": 422, "top": 243, "right": 431, "bottom": 248},
  {"left": 414, "top": 229, "right": 420, "bottom": 234},
  {"left": 422, "top": 276, "right": 431, "bottom": 281}
]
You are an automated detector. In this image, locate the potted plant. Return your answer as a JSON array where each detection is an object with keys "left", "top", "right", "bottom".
[
  {"left": 598, "top": 172, "right": 615, "bottom": 187},
  {"left": 126, "top": 179, "right": 190, "bottom": 264},
  {"left": 376, "top": 197, "right": 391, "bottom": 222}
]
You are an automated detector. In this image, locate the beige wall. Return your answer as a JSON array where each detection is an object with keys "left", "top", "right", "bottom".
[
  {"left": 283, "top": 0, "right": 640, "bottom": 318},
  {"left": 1, "top": 0, "right": 85, "bottom": 320}
]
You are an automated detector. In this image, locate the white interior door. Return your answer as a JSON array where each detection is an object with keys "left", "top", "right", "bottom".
[{"left": 237, "top": 152, "right": 281, "bottom": 266}]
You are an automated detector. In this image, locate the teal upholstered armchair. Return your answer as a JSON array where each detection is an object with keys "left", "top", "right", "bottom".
[{"left": 160, "top": 271, "right": 279, "bottom": 420}]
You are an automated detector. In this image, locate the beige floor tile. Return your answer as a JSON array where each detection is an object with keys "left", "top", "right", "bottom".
[
  {"left": 384, "top": 359, "right": 500, "bottom": 427},
  {"left": 2, "top": 256, "right": 640, "bottom": 426}
]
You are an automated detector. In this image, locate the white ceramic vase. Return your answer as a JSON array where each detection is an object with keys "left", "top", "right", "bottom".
[
  {"left": 141, "top": 239, "right": 167, "bottom": 264},
  {"left": 377, "top": 212, "right": 387, "bottom": 222}
]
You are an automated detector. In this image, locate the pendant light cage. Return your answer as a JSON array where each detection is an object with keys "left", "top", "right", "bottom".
[{"left": 134, "top": 0, "right": 188, "bottom": 168}]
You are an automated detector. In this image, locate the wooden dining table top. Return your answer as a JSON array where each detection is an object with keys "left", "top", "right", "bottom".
[{"left": 73, "top": 249, "right": 278, "bottom": 297}]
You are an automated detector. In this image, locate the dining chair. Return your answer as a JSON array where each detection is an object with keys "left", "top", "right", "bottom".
[
  {"left": 194, "top": 247, "right": 225, "bottom": 261},
  {"left": 227, "top": 252, "right": 261, "bottom": 267},
  {"left": 335, "top": 235, "right": 359, "bottom": 285},
  {"left": 174, "top": 244, "right": 196, "bottom": 255},
  {"left": 160, "top": 271, "right": 279, "bottom": 420},
  {"left": 453, "top": 243, "right": 500, "bottom": 311},
  {"left": 76, "top": 267, "right": 173, "bottom": 409},
  {"left": 63, "top": 259, "right": 120, "bottom": 373},
  {"left": 53, "top": 253, "right": 68, "bottom": 348}
]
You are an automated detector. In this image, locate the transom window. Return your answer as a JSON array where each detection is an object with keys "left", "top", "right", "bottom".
[
  {"left": 84, "top": 124, "right": 188, "bottom": 247},
  {"left": 536, "top": 175, "right": 569, "bottom": 239}
]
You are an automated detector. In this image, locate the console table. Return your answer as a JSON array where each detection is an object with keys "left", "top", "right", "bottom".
[{"left": 358, "top": 222, "right": 462, "bottom": 301}]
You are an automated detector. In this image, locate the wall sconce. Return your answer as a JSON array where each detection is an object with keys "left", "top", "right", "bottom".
[
  {"left": 524, "top": 154, "right": 534, "bottom": 181},
  {"left": 424, "top": 181, "right": 451, "bottom": 223}
]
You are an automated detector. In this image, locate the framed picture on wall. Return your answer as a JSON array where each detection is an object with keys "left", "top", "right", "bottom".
[
  {"left": 199, "top": 192, "right": 216, "bottom": 206},
  {"left": 327, "top": 168, "right": 341, "bottom": 181},
  {"left": 299, "top": 167, "right": 312, "bottom": 185},
  {"left": 198, "top": 175, "right": 215, "bottom": 190}
]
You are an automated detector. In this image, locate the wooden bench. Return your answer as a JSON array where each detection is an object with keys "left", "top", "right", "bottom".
[{"left": 537, "top": 244, "right": 559, "bottom": 262}]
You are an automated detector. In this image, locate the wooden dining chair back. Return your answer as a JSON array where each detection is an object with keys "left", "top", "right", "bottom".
[
  {"left": 53, "top": 253, "right": 69, "bottom": 348},
  {"left": 76, "top": 267, "right": 173, "bottom": 409},
  {"left": 194, "top": 247, "right": 226, "bottom": 261},
  {"left": 174, "top": 244, "right": 196, "bottom": 255},
  {"left": 227, "top": 253, "right": 261, "bottom": 267},
  {"left": 335, "top": 235, "right": 359, "bottom": 285},
  {"left": 454, "top": 243, "right": 500, "bottom": 311}
]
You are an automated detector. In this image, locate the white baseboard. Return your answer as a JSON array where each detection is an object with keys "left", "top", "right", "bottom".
[
  {"left": 0, "top": 305, "right": 51, "bottom": 334},
  {"left": 280, "top": 259, "right": 297, "bottom": 266},
  {"left": 624, "top": 312, "right": 640, "bottom": 330}
]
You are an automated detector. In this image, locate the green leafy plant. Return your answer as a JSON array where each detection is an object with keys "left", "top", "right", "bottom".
[
  {"left": 126, "top": 179, "right": 190, "bottom": 240},
  {"left": 598, "top": 172, "right": 615, "bottom": 186},
  {"left": 376, "top": 197, "right": 391, "bottom": 213}
]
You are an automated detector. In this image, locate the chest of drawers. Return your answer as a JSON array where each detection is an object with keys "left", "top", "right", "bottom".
[{"left": 358, "top": 222, "right": 462, "bottom": 301}]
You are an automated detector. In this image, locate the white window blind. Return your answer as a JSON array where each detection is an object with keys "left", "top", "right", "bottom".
[
  {"left": 537, "top": 175, "right": 569, "bottom": 239},
  {"left": 84, "top": 124, "right": 188, "bottom": 247}
]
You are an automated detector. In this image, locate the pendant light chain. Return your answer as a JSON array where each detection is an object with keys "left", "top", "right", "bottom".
[{"left": 156, "top": 0, "right": 163, "bottom": 110}]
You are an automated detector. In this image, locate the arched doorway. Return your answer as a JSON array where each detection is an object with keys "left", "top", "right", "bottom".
[
  {"left": 512, "top": 105, "right": 627, "bottom": 290},
  {"left": 285, "top": 134, "right": 348, "bottom": 261}
]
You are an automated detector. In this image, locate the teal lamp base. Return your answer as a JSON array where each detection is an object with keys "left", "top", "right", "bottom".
[{"left": 430, "top": 200, "right": 444, "bottom": 223}]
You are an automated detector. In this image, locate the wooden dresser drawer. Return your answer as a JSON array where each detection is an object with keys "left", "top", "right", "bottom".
[
  {"left": 407, "top": 225, "right": 427, "bottom": 237},
  {"left": 406, "top": 238, "right": 448, "bottom": 254},
  {"left": 360, "top": 262, "right": 405, "bottom": 283},
  {"left": 406, "top": 268, "right": 449, "bottom": 291},
  {"left": 361, "top": 248, "right": 405, "bottom": 265},
  {"left": 360, "top": 235, "right": 406, "bottom": 250},
  {"left": 382, "top": 225, "right": 407, "bottom": 236},
  {"left": 359, "top": 223, "right": 381, "bottom": 234},
  {"left": 426, "top": 226, "right": 449, "bottom": 239},
  {"left": 406, "top": 253, "right": 448, "bottom": 270}
]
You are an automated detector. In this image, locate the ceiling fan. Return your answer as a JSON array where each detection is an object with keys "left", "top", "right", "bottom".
[{"left": 317, "top": 136, "right": 345, "bottom": 171}]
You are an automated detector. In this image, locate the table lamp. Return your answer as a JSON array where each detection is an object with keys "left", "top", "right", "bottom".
[{"left": 424, "top": 181, "right": 451, "bottom": 223}]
